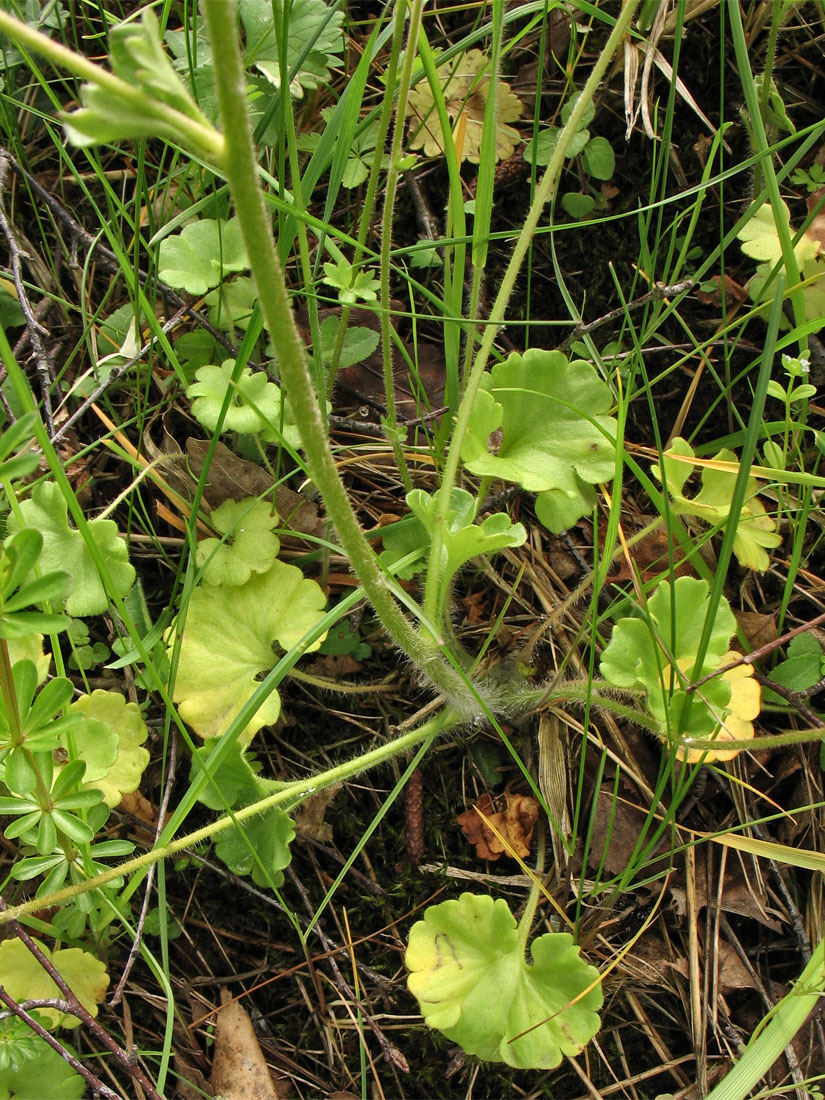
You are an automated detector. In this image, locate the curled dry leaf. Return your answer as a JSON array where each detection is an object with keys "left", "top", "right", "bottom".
[
  {"left": 293, "top": 783, "right": 341, "bottom": 843},
  {"left": 209, "top": 990, "right": 280, "bottom": 1100},
  {"left": 458, "top": 791, "right": 540, "bottom": 861}
]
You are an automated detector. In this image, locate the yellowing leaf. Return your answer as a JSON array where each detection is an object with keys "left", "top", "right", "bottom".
[
  {"left": 0, "top": 940, "right": 108, "bottom": 1029},
  {"left": 653, "top": 438, "right": 781, "bottom": 571},
  {"left": 406, "top": 49, "right": 523, "bottom": 163},
  {"left": 68, "top": 690, "right": 150, "bottom": 807},
  {"left": 171, "top": 560, "right": 327, "bottom": 742}
]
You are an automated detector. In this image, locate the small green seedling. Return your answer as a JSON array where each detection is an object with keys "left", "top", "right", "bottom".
[
  {"left": 600, "top": 576, "right": 760, "bottom": 762},
  {"left": 0, "top": 1015, "right": 85, "bottom": 1100},
  {"left": 66, "top": 619, "right": 109, "bottom": 671},
  {"left": 524, "top": 91, "right": 615, "bottom": 218},
  {"left": 321, "top": 256, "right": 380, "bottom": 306},
  {"left": 380, "top": 487, "right": 526, "bottom": 622},
  {"left": 318, "top": 315, "right": 379, "bottom": 370},
  {"left": 406, "top": 892, "right": 602, "bottom": 1069},
  {"left": 767, "top": 351, "right": 816, "bottom": 408},
  {"left": 192, "top": 742, "right": 294, "bottom": 886},
  {"left": 791, "top": 163, "right": 825, "bottom": 193}
]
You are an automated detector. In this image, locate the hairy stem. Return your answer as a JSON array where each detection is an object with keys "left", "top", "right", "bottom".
[
  {"left": 0, "top": 708, "right": 460, "bottom": 926},
  {"left": 201, "top": 0, "right": 472, "bottom": 706}
]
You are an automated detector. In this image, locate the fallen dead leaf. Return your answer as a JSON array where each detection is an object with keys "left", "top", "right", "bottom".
[
  {"left": 458, "top": 791, "right": 540, "bottom": 861},
  {"left": 733, "top": 609, "right": 777, "bottom": 652},
  {"left": 695, "top": 273, "right": 748, "bottom": 310},
  {"left": 604, "top": 523, "right": 693, "bottom": 585},
  {"left": 186, "top": 440, "right": 324, "bottom": 541},
  {"left": 209, "top": 990, "right": 280, "bottom": 1100},
  {"left": 670, "top": 940, "right": 756, "bottom": 993},
  {"left": 586, "top": 783, "right": 670, "bottom": 879},
  {"left": 293, "top": 785, "right": 341, "bottom": 843}
]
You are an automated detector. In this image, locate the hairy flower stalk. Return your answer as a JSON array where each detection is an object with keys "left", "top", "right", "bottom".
[{"left": 202, "top": 0, "right": 480, "bottom": 714}]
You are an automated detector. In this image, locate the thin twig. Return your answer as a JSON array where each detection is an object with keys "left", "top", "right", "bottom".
[
  {"left": 285, "top": 866, "right": 410, "bottom": 1074},
  {"left": 0, "top": 152, "right": 56, "bottom": 431},
  {"left": 109, "top": 733, "right": 179, "bottom": 1006},
  {"left": 0, "top": 987, "right": 126, "bottom": 1100},
  {"left": 556, "top": 278, "right": 696, "bottom": 352},
  {"left": 689, "top": 609, "right": 825, "bottom": 692},
  {"left": 0, "top": 896, "right": 163, "bottom": 1100}
]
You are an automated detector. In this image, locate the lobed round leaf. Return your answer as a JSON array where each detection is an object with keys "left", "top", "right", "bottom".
[{"left": 407, "top": 893, "right": 602, "bottom": 1069}]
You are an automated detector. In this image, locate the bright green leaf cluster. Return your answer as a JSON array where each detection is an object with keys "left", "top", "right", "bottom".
[
  {"left": 406, "top": 893, "right": 603, "bottom": 1069},
  {"left": 460, "top": 348, "right": 616, "bottom": 532},
  {"left": 652, "top": 437, "right": 781, "bottom": 572}
]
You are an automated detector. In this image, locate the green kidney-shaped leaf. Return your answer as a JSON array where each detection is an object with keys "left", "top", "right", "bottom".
[
  {"left": 196, "top": 498, "right": 280, "bottom": 587},
  {"left": 407, "top": 894, "right": 602, "bottom": 1069},
  {"left": 460, "top": 349, "right": 616, "bottom": 532},
  {"left": 158, "top": 218, "right": 249, "bottom": 295},
  {"left": 6, "top": 483, "right": 135, "bottom": 616},
  {"left": 764, "top": 632, "right": 825, "bottom": 703},
  {"left": 582, "top": 135, "right": 615, "bottom": 180},
  {"left": 67, "top": 691, "right": 150, "bottom": 807},
  {"left": 171, "top": 560, "right": 327, "bottom": 741},
  {"left": 319, "top": 315, "right": 380, "bottom": 369},
  {"left": 0, "top": 940, "right": 108, "bottom": 1029}
]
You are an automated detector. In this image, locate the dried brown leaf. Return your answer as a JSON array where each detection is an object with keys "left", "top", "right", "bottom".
[
  {"left": 293, "top": 785, "right": 341, "bottom": 843},
  {"left": 209, "top": 990, "right": 280, "bottom": 1100},
  {"left": 458, "top": 791, "right": 540, "bottom": 861}
]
